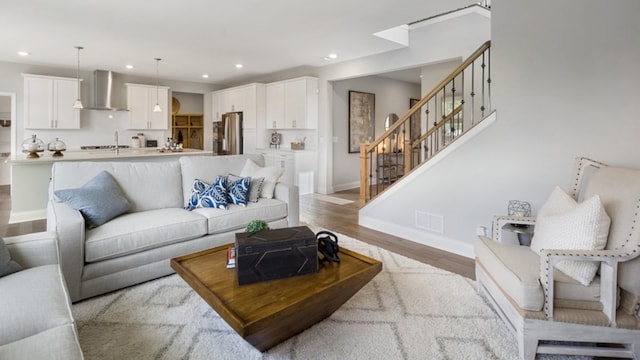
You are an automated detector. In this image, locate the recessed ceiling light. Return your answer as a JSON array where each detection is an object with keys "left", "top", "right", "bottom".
[
  {"left": 235, "top": 63, "right": 243, "bottom": 69},
  {"left": 202, "top": 74, "right": 209, "bottom": 78},
  {"left": 328, "top": 53, "right": 337, "bottom": 59},
  {"left": 125, "top": 64, "right": 134, "bottom": 69},
  {"left": 17, "top": 51, "right": 29, "bottom": 56}
]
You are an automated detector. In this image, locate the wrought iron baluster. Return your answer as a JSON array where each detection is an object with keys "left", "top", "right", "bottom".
[
  {"left": 471, "top": 61, "right": 476, "bottom": 125},
  {"left": 487, "top": 47, "right": 492, "bottom": 112},
  {"left": 481, "top": 52, "right": 486, "bottom": 117}
]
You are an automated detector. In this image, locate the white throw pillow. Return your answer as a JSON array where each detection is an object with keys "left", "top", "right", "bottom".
[
  {"left": 530, "top": 186, "right": 611, "bottom": 286},
  {"left": 240, "top": 159, "right": 284, "bottom": 199}
]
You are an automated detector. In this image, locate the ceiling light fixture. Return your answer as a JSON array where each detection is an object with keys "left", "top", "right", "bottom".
[
  {"left": 153, "top": 58, "right": 162, "bottom": 113},
  {"left": 17, "top": 51, "right": 29, "bottom": 56},
  {"left": 202, "top": 74, "right": 209, "bottom": 79},
  {"left": 328, "top": 53, "right": 338, "bottom": 59},
  {"left": 235, "top": 64, "right": 243, "bottom": 69},
  {"left": 72, "top": 46, "right": 84, "bottom": 109},
  {"left": 125, "top": 64, "right": 134, "bottom": 70}
]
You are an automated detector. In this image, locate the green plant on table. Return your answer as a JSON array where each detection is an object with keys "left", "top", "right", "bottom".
[{"left": 246, "top": 220, "right": 270, "bottom": 233}]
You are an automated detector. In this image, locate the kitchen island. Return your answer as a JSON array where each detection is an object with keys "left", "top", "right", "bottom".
[{"left": 7, "top": 148, "right": 211, "bottom": 223}]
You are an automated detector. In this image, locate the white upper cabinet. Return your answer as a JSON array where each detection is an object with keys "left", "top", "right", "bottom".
[
  {"left": 266, "top": 77, "right": 318, "bottom": 130},
  {"left": 211, "top": 83, "right": 265, "bottom": 129},
  {"left": 266, "top": 83, "right": 285, "bottom": 129},
  {"left": 23, "top": 74, "right": 81, "bottom": 129},
  {"left": 126, "top": 83, "right": 170, "bottom": 130}
]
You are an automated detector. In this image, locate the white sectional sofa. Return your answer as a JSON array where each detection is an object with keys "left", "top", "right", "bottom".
[
  {"left": 0, "top": 232, "right": 84, "bottom": 360},
  {"left": 47, "top": 154, "right": 299, "bottom": 302}
]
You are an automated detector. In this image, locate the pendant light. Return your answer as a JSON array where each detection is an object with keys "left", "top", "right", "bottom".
[
  {"left": 72, "top": 46, "right": 84, "bottom": 109},
  {"left": 153, "top": 58, "right": 162, "bottom": 113}
]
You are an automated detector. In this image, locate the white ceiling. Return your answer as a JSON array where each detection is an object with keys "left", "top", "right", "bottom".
[{"left": 0, "top": 0, "right": 474, "bottom": 85}]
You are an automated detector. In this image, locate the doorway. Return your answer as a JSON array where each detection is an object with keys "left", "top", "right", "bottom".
[{"left": 0, "top": 93, "right": 15, "bottom": 185}]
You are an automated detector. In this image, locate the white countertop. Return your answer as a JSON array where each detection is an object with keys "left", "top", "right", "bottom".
[{"left": 8, "top": 148, "right": 211, "bottom": 164}]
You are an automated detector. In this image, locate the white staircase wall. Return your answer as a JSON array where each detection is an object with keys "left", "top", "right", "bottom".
[{"left": 359, "top": 0, "right": 640, "bottom": 258}]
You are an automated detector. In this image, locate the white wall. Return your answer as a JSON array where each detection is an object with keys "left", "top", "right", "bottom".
[
  {"left": 172, "top": 92, "right": 204, "bottom": 115},
  {"left": 360, "top": 0, "right": 640, "bottom": 258},
  {"left": 331, "top": 76, "right": 420, "bottom": 191}
]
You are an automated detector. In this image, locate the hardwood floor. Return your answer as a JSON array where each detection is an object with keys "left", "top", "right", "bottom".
[
  {"left": 299, "top": 188, "right": 475, "bottom": 279},
  {"left": 0, "top": 185, "right": 475, "bottom": 279}
]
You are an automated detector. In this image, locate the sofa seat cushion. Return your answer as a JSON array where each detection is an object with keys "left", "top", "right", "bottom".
[
  {"left": 192, "top": 198, "right": 287, "bottom": 235},
  {"left": 85, "top": 208, "right": 207, "bottom": 263},
  {"left": 0, "top": 324, "right": 83, "bottom": 360},
  {"left": 475, "top": 237, "right": 602, "bottom": 311},
  {"left": 0, "top": 265, "right": 74, "bottom": 346}
]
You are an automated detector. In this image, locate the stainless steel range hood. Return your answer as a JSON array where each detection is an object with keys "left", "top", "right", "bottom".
[{"left": 85, "top": 70, "right": 128, "bottom": 111}]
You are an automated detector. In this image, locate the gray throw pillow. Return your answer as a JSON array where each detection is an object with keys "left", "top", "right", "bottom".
[
  {"left": 0, "top": 237, "right": 22, "bottom": 277},
  {"left": 228, "top": 174, "right": 264, "bottom": 203},
  {"left": 55, "top": 171, "right": 131, "bottom": 228}
]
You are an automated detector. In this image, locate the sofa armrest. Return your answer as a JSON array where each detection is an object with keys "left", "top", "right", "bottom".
[
  {"left": 274, "top": 182, "right": 299, "bottom": 226},
  {"left": 4, "top": 232, "right": 59, "bottom": 269},
  {"left": 539, "top": 248, "right": 632, "bottom": 325},
  {"left": 47, "top": 200, "right": 85, "bottom": 302},
  {"left": 492, "top": 215, "right": 536, "bottom": 243}
]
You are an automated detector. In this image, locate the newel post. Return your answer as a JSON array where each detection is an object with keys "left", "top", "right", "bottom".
[
  {"left": 404, "top": 137, "right": 412, "bottom": 175},
  {"left": 360, "top": 143, "right": 370, "bottom": 206}
]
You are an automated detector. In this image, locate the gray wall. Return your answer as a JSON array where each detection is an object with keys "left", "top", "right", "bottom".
[
  {"left": 332, "top": 76, "right": 420, "bottom": 190},
  {"left": 360, "top": 0, "right": 640, "bottom": 257},
  {"left": 172, "top": 92, "right": 204, "bottom": 115}
]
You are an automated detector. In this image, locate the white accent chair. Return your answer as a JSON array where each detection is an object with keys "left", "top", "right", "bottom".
[{"left": 475, "top": 157, "right": 640, "bottom": 359}]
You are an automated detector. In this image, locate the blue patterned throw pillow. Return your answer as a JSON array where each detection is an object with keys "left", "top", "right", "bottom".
[
  {"left": 201, "top": 176, "right": 229, "bottom": 209},
  {"left": 186, "top": 176, "right": 229, "bottom": 210},
  {"left": 227, "top": 176, "right": 251, "bottom": 206},
  {"left": 185, "top": 179, "right": 209, "bottom": 211}
]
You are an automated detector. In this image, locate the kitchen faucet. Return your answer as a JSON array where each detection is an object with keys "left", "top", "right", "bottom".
[{"left": 115, "top": 130, "right": 119, "bottom": 154}]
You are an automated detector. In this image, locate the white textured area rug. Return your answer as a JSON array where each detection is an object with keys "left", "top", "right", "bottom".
[{"left": 72, "top": 232, "right": 587, "bottom": 360}]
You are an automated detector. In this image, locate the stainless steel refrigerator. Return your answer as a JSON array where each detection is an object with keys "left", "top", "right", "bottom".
[{"left": 213, "top": 112, "right": 243, "bottom": 155}]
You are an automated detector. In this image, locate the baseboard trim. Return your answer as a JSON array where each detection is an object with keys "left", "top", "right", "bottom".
[
  {"left": 332, "top": 181, "right": 360, "bottom": 193},
  {"left": 9, "top": 209, "right": 46, "bottom": 224},
  {"left": 359, "top": 216, "right": 474, "bottom": 258}
]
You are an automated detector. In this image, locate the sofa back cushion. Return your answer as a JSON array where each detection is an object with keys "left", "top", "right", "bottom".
[
  {"left": 179, "top": 154, "right": 264, "bottom": 207},
  {"left": 51, "top": 161, "right": 183, "bottom": 213}
]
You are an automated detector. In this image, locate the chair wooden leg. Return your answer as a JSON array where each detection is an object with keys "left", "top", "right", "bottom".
[
  {"left": 518, "top": 333, "right": 538, "bottom": 360},
  {"left": 630, "top": 342, "right": 640, "bottom": 359}
]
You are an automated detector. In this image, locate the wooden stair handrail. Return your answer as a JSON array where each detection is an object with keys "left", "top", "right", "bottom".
[
  {"left": 362, "top": 40, "right": 491, "bottom": 154},
  {"left": 360, "top": 40, "right": 491, "bottom": 207}
]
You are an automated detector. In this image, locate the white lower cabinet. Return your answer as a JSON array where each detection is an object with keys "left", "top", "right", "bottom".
[{"left": 260, "top": 150, "right": 316, "bottom": 194}]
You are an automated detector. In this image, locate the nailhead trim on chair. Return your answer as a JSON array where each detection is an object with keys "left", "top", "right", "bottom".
[{"left": 542, "top": 158, "right": 640, "bottom": 319}]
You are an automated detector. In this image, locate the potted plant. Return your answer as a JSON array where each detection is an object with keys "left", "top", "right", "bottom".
[{"left": 245, "top": 220, "right": 270, "bottom": 233}]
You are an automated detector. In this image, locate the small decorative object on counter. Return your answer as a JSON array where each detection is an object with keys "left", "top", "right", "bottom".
[
  {"left": 291, "top": 136, "right": 305, "bottom": 150},
  {"left": 269, "top": 131, "right": 281, "bottom": 149},
  {"left": 47, "top": 138, "right": 67, "bottom": 157},
  {"left": 136, "top": 133, "right": 146, "bottom": 148},
  {"left": 245, "top": 220, "right": 270, "bottom": 233},
  {"left": 22, "top": 135, "right": 45, "bottom": 158},
  {"left": 131, "top": 136, "right": 141, "bottom": 148}
]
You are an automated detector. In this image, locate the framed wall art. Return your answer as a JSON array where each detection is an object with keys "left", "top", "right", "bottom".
[{"left": 348, "top": 90, "right": 375, "bottom": 153}]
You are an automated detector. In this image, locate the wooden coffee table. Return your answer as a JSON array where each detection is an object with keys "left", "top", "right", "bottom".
[{"left": 170, "top": 243, "right": 382, "bottom": 351}]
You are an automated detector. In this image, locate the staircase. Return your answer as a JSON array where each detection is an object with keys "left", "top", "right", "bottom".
[{"left": 359, "top": 41, "right": 493, "bottom": 206}]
